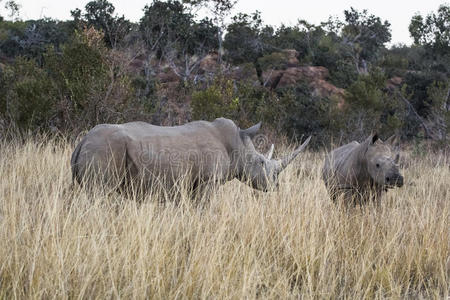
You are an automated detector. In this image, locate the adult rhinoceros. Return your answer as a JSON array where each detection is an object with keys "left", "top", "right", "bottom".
[
  {"left": 71, "top": 118, "right": 311, "bottom": 194},
  {"left": 322, "top": 133, "right": 403, "bottom": 205}
]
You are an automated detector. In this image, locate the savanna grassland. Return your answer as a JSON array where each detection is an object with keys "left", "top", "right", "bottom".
[{"left": 0, "top": 138, "right": 448, "bottom": 299}]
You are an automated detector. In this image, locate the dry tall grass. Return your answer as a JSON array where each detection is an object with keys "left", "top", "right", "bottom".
[{"left": 0, "top": 138, "right": 448, "bottom": 299}]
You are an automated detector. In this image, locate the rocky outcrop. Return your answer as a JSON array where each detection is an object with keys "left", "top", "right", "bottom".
[
  {"left": 128, "top": 49, "right": 346, "bottom": 108},
  {"left": 158, "top": 68, "right": 179, "bottom": 84},
  {"left": 386, "top": 76, "right": 403, "bottom": 90},
  {"left": 281, "top": 49, "right": 300, "bottom": 66},
  {"left": 198, "top": 53, "right": 219, "bottom": 74},
  {"left": 262, "top": 65, "right": 345, "bottom": 107},
  {"left": 230, "top": 63, "right": 260, "bottom": 84}
]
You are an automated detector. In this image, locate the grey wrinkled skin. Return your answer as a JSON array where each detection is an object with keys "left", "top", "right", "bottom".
[
  {"left": 71, "top": 118, "right": 311, "bottom": 196},
  {"left": 322, "top": 134, "right": 404, "bottom": 205}
]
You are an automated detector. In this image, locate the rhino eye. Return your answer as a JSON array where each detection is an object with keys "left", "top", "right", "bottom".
[{"left": 376, "top": 163, "right": 380, "bottom": 168}]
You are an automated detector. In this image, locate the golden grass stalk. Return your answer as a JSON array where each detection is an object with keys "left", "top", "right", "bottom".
[{"left": 0, "top": 138, "right": 448, "bottom": 298}]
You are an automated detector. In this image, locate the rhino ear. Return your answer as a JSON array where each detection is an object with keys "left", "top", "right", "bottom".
[
  {"left": 394, "top": 153, "right": 400, "bottom": 164},
  {"left": 385, "top": 134, "right": 399, "bottom": 147},
  {"left": 365, "top": 133, "right": 379, "bottom": 145},
  {"left": 240, "top": 122, "right": 261, "bottom": 139},
  {"left": 371, "top": 133, "right": 379, "bottom": 144}
]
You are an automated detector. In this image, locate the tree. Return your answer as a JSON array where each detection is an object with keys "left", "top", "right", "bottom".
[
  {"left": 184, "top": 0, "right": 238, "bottom": 64},
  {"left": 409, "top": 4, "right": 450, "bottom": 56},
  {"left": 71, "top": 0, "right": 131, "bottom": 48},
  {"left": 139, "top": 0, "right": 218, "bottom": 81},
  {"left": 1, "top": 0, "right": 20, "bottom": 21},
  {"left": 140, "top": 0, "right": 193, "bottom": 57},
  {"left": 223, "top": 11, "right": 274, "bottom": 83},
  {"left": 224, "top": 12, "right": 273, "bottom": 64},
  {"left": 324, "top": 8, "right": 391, "bottom": 74}
]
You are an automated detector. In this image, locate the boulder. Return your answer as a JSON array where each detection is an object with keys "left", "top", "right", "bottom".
[
  {"left": 262, "top": 66, "right": 329, "bottom": 89},
  {"left": 310, "top": 80, "right": 345, "bottom": 108},
  {"left": 157, "top": 68, "right": 180, "bottom": 84},
  {"left": 231, "top": 63, "right": 260, "bottom": 85},
  {"left": 386, "top": 76, "right": 403, "bottom": 90},
  {"left": 281, "top": 49, "right": 300, "bottom": 66},
  {"left": 262, "top": 66, "right": 345, "bottom": 107},
  {"left": 198, "top": 53, "right": 219, "bottom": 74}
]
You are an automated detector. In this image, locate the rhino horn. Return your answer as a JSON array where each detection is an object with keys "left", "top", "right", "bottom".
[
  {"left": 240, "top": 122, "right": 261, "bottom": 138},
  {"left": 279, "top": 136, "right": 312, "bottom": 170},
  {"left": 394, "top": 153, "right": 400, "bottom": 164},
  {"left": 265, "top": 144, "right": 274, "bottom": 160}
]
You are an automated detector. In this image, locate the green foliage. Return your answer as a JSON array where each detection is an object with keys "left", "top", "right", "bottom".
[
  {"left": 322, "top": 8, "right": 391, "bottom": 76},
  {"left": 71, "top": 0, "right": 131, "bottom": 48},
  {"left": 0, "top": 18, "right": 75, "bottom": 62},
  {"left": 341, "top": 8, "right": 391, "bottom": 61},
  {"left": 44, "top": 29, "right": 107, "bottom": 112},
  {"left": 224, "top": 11, "right": 274, "bottom": 65},
  {"left": 257, "top": 52, "right": 288, "bottom": 71},
  {"left": 0, "top": 1, "right": 448, "bottom": 146},
  {"left": 275, "top": 86, "right": 344, "bottom": 144},
  {"left": 0, "top": 19, "right": 27, "bottom": 57},
  {"left": 409, "top": 4, "right": 450, "bottom": 56},
  {"left": 344, "top": 69, "right": 407, "bottom": 138},
  {"left": 139, "top": 0, "right": 217, "bottom": 59},
  {"left": 1, "top": 57, "right": 56, "bottom": 129},
  {"left": 191, "top": 77, "right": 238, "bottom": 120}
]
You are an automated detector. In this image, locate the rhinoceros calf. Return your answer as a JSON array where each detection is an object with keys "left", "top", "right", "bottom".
[
  {"left": 71, "top": 118, "right": 311, "bottom": 194},
  {"left": 322, "top": 133, "right": 403, "bottom": 205}
]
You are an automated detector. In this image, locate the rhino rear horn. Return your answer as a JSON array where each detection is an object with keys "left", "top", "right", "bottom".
[
  {"left": 280, "top": 136, "right": 312, "bottom": 170},
  {"left": 240, "top": 122, "right": 261, "bottom": 139}
]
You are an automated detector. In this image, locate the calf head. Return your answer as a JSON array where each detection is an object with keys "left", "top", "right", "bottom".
[
  {"left": 363, "top": 133, "right": 404, "bottom": 188},
  {"left": 238, "top": 122, "right": 311, "bottom": 191}
]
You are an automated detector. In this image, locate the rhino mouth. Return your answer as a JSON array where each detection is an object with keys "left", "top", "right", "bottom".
[{"left": 385, "top": 175, "right": 404, "bottom": 188}]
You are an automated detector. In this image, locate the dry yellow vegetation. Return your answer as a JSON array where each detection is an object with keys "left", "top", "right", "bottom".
[{"left": 0, "top": 138, "right": 448, "bottom": 298}]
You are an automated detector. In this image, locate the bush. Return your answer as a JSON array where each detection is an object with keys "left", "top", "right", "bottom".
[
  {"left": 343, "top": 68, "right": 407, "bottom": 139},
  {"left": 191, "top": 77, "right": 238, "bottom": 121},
  {"left": 1, "top": 57, "right": 56, "bottom": 129},
  {"left": 273, "top": 86, "right": 344, "bottom": 146}
]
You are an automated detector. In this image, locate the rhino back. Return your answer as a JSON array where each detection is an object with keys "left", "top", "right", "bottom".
[
  {"left": 115, "top": 120, "right": 236, "bottom": 182},
  {"left": 72, "top": 119, "right": 239, "bottom": 188},
  {"left": 323, "top": 141, "right": 363, "bottom": 188}
]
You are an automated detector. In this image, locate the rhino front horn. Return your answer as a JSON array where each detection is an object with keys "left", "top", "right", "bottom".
[
  {"left": 265, "top": 144, "right": 274, "bottom": 160},
  {"left": 280, "top": 136, "right": 312, "bottom": 170}
]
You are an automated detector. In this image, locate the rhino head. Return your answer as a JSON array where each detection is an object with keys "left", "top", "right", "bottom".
[
  {"left": 362, "top": 133, "right": 404, "bottom": 188},
  {"left": 237, "top": 122, "right": 311, "bottom": 191}
]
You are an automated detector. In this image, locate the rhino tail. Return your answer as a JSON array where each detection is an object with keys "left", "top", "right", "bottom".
[{"left": 71, "top": 138, "right": 85, "bottom": 186}]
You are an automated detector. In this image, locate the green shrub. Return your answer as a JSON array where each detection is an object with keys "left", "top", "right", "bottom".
[
  {"left": 191, "top": 77, "right": 239, "bottom": 121},
  {"left": 44, "top": 28, "right": 107, "bottom": 113},
  {"left": 258, "top": 52, "right": 288, "bottom": 71},
  {"left": 344, "top": 68, "right": 407, "bottom": 139},
  {"left": 2, "top": 57, "right": 56, "bottom": 129}
]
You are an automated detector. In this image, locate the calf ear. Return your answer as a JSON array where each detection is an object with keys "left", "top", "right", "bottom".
[
  {"left": 371, "top": 133, "right": 379, "bottom": 144},
  {"left": 240, "top": 122, "right": 261, "bottom": 139},
  {"left": 365, "top": 133, "right": 379, "bottom": 145},
  {"left": 385, "top": 135, "right": 398, "bottom": 146}
]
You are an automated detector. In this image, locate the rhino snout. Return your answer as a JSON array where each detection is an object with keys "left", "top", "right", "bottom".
[{"left": 386, "top": 174, "right": 403, "bottom": 188}]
